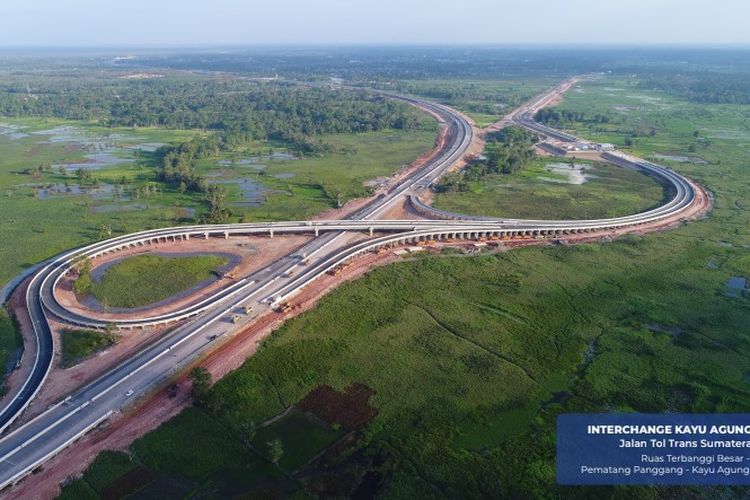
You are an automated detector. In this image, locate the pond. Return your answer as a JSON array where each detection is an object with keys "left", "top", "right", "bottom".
[
  {"left": 31, "top": 125, "right": 160, "bottom": 170},
  {"left": 33, "top": 182, "right": 128, "bottom": 201},
  {"left": 217, "top": 151, "right": 297, "bottom": 168},
  {"left": 209, "top": 178, "right": 279, "bottom": 207},
  {"left": 54, "top": 152, "right": 133, "bottom": 171}
]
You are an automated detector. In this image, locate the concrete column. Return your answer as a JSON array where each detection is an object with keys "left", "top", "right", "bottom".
[
  {"left": 204, "top": 232, "right": 209, "bottom": 239},
  {"left": 314, "top": 227, "right": 319, "bottom": 237},
  {"left": 224, "top": 231, "right": 229, "bottom": 239},
  {"left": 369, "top": 227, "right": 374, "bottom": 237},
  {"left": 269, "top": 229, "right": 274, "bottom": 238}
]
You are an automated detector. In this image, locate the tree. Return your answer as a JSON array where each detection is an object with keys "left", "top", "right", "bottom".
[
  {"left": 105, "top": 323, "right": 118, "bottom": 338},
  {"left": 189, "top": 366, "right": 211, "bottom": 404},
  {"left": 99, "top": 223, "right": 113, "bottom": 239},
  {"left": 74, "top": 259, "right": 93, "bottom": 296},
  {"left": 201, "top": 185, "right": 230, "bottom": 224},
  {"left": 267, "top": 438, "right": 284, "bottom": 464},
  {"left": 75, "top": 168, "right": 92, "bottom": 184}
]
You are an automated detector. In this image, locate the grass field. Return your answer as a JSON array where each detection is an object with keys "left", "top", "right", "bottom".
[
  {"left": 433, "top": 158, "right": 667, "bottom": 219},
  {"left": 59, "top": 408, "right": 290, "bottom": 499},
  {"left": 89, "top": 254, "right": 228, "bottom": 308},
  {"left": 59, "top": 77, "right": 750, "bottom": 498},
  {"left": 251, "top": 409, "right": 344, "bottom": 471},
  {"left": 59, "top": 329, "right": 117, "bottom": 368},
  {"left": 0, "top": 117, "right": 202, "bottom": 289},
  {"left": 65, "top": 237, "right": 750, "bottom": 497}
]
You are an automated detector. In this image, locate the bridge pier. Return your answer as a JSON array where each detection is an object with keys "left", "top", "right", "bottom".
[
  {"left": 224, "top": 231, "right": 229, "bottom": 239},
  {"left": 315, "top": 227, "right": 319, "bottom": 237},
  {"left": 204, "top": 232, "right": 209, "bottom": 239},
  {"left": 369, "top": 227, "right": 374, "bottom": 237},
  {"left": 269, "top": 229, "right": 274, "bottom": 238}
]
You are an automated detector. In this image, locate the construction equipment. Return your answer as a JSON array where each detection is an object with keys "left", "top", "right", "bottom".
[{"left": 274, "top": 302, "right": 293, "bottom": 313}]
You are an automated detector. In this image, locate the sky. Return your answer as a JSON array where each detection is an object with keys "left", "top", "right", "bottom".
[{"left": 0, "top": 0, "right": 748, "bottom": 47}]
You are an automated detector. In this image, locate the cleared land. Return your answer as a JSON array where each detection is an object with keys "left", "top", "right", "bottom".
[
  {"left": 64, "top": 76, "right": 750, "bottom": 498},
  {"left": 433, "top": 158, "right": 668, "bottom": 219},
  {"left": 88, "top": 254, "right": 228, "bottom": 309}
]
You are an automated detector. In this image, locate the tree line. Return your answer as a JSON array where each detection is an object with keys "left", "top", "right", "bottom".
[
  {"left": 435, "top": 126, "right": 537, "bottom": 193},
  {"left": 0, "top": 77, "right": 427, "bottom": 144},
  {"left": 639, "top": 73, "right": 750, "bottom": 105},
  {"left": 534, "top": 108, "right": 610, "bottom": 127}
]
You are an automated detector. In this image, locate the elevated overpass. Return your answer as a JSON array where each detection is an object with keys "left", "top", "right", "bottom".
[{"left": 0, "top": 77, "right": 706, "bottom": 492}]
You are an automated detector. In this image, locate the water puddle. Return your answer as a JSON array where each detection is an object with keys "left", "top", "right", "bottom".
[
  {"left": 725, "top": 276, "right": 748, "bottom": 298},
  {"left": 539, "top": 162, "right": 593, "bottom": 185},
  {"left": 652, "top": 153, "right": 707, "bottom": 165},
  {"left": 646, "top": 323, "right": 684, "bottom": 337},
  {"left": 54, "top": 152, "right": 132, "bottom": 171},
  {"left": 31, "top": 125, "right": 145, "bottom": 170},
  {"left": 273, "top": 172, "right": 296, "bottom": 179},
  {"left": 0, "top": 122, "right": 30, "bottom": 139},
  {"left": 129, "top": 142, "right": 166, "bottom": 152},
  {"left": 217, "top": 152, "right": 297, "bottom": 168},
  {"left": 32, "top": 182, "right": 128, "bottom": 201},
  {"left": 208, "top": 178, "right": 279, "bottom": 207}
]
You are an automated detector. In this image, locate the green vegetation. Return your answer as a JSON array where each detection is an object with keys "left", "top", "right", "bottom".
[
  {"left": 388, "top": 78, "right": 556, "bottom": 125},
  {"left": 87, "top": 254, "right": 228, "bottom": 308},
  {"left": 433, "top": 158, "right": 667, "bottom": 219},
  {"left": 0, "top": 77, "right": 427, "bottom": 144},
  {"left": 189, "top": 366, "right": 212, "bottom": 405},
  {"left": 73, "top": 259, "right": 93, "bottom": 296},
  {"left": 0, "top": 115, "right": 436, "bottom": 288},
  {"left": 435, "top": 126, "right": 537, "bottom": 193},
  {"left": 0, "top": 310, "right": 22, "bottom": 394},
  {"left": 60, "top": 329, "right": 117, "bottom": 368},
  {"left": 68, "top": 73, "right": 750, "bottom": 498},
  {"left": 59, "top": 408, "right": 289, "bottom": 498},
  {"left": 251, "top": 409, "right": 343, "bottom": 471},
  {"left": 638, "top": 72, "right": 750, "bottom": 105},
  {"left": 431, "top": 124, "right": 667, "bottom": 220},
  {"left": 535, "top": 107, "right": 611, "bottom": 128}
]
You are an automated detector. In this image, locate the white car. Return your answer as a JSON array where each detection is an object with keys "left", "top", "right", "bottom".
[{"left": 125, "top": 389, "right": 134, "bottom": 397}]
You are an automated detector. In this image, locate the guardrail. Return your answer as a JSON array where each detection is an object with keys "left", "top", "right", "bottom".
[{"left": 0, "top": 77, "right": 705, "bottom": 493}]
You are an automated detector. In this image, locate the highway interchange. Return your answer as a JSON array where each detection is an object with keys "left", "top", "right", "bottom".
[{"left": 0, "top": 77, "right": 705, "bottom": 491}]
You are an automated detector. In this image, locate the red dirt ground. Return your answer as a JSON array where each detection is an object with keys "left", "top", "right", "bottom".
[{"left": 2, "top": 86, "right": 713, "bottom": 497}]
